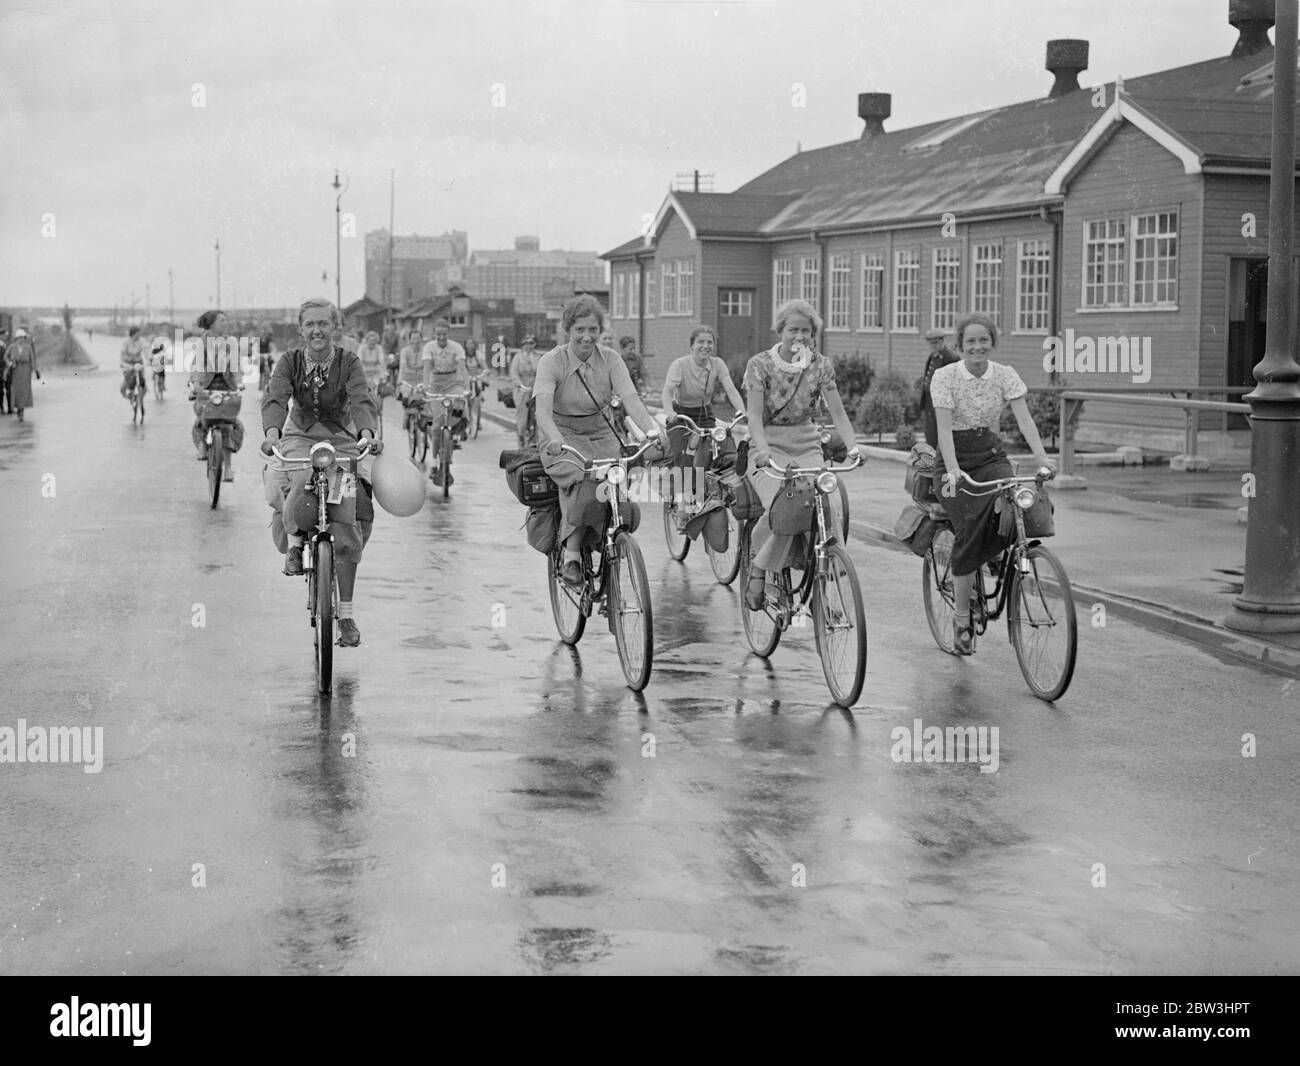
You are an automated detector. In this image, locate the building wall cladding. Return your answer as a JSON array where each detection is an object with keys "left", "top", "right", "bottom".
[
  {"left": 1060, "top": 121, "right": 1204, "bottom": 431},
  {"left": 642, "top": 214, "right": 701, "bottom": 386},
  {"left": 700, "top": 238, "right": 772, "bottom": 358}
]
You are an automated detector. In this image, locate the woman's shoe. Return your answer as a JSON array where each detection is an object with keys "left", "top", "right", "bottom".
[
  {"left": 953, "top": 619, "right": 975, "bottom": 656},
  {"left": 744, "top": 572, "right": 766, "bottom": 611},
  {"left": 560, "top": 559, "right": 584, "bottom": 586}
]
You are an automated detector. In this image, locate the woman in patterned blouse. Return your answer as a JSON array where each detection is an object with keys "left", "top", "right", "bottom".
[
  {"left": 930, "top": 311, "right": 1055, "bottom": 655},
  {"left": 742, "top": 299, "right": 860, "bottom": 610}
]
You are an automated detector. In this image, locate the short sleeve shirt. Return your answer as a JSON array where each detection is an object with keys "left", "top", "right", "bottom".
[
  {"left": 929, "top": 359, "right": 1027, "bottom": 431},
  {"left": 666, "top": 355, "right": 729, "bottom": 407},
  {"left": 421, "top": 340, "right": 466, "bottom": 375},
  {"left": 742, "top": 349, "right": 838, "bottom": 426},
  {"left": 534, "top": 344, "right": 637, "bottom": 417}
]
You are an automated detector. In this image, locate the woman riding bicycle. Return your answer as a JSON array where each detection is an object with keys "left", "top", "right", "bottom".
[
  {"left": 931, "top": 312, "right": 1055, "bottom": 655},
  {"left": 510, "top": 335, "right": 544, "bottom": 448},
  {"left": 187, "top": 310, "right": 246, "bottom": 461},
  {"left": 743, "top": 299, "right": 860, "bottom": 611},
  {"left": 536, "top": 295, "right": 669, "bottom": 586},
  {"left": 662, "top": 325, "right": 745, "bottom": 518},
  {"left": 120, "top": 327, "right": 147, "bottom": 400},
  {"left": 260, "top": 297, "right": 383, "bottom": 647}
]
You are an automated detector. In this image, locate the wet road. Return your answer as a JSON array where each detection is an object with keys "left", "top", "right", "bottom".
[{"left": 2, "top": 335, "right": 1298, "bottom": 975}]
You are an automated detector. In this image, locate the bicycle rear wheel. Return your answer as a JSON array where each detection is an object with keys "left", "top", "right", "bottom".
[
  {"left": 706, "top": 505, "right": 741, "bottom": 585},
  {"left": 739, "top": 522, "right": 782, "bottom": 657},
  {"left": 439, "top": 427, "right": 452, "bottom": 498},
  {"left": 207, "top": 428, "right": 222, "bottom": 509},
  {"left": 407, "top": 413, "right": 420, "bottom": 461},
  {"left": 1008, "top": 545, "right": 1078, "bottom": 701},
  {"left": 548, "top": 551, "right": 586, "bottom": 644},
  {"left": 922, "top": 524, "right": 957, "bottom": 654},
  {"left": 813, "top": 543, "right": 868, "bottom": 707},
  {"left": 315, "top": 541, "right": 334, "bottom": 695},
  {"left": 609, "top": 532, "right": 653, "bottom": 690},
  {"left": 662, "top": 501, "right": 691, "bottom": 561}
]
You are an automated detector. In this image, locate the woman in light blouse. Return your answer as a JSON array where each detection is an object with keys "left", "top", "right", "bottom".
[
  {"left": 743, "top": 299, "right": 859, "bottom": 610},
  {"left": 931, "top": 311, "right": 1055, "bottom": 655},
  {"left": 537, "top": 295, "right": 668, "bottom": 585}
]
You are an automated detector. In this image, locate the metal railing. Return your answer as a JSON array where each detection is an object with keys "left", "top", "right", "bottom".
[{"left": 1025, "top": 385, "right": 1252, "bottom": 475}]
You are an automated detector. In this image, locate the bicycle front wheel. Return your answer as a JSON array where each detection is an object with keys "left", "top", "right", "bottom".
[
  {"left": 739, "top": 522, "right": 781, "bottom": 657},
  {"left": 548, "top": 551, "right": 587, "bottom": 645},
  {"left": 706, "top": 505, "right": 741, "bottom": 585},
  {"left": 1008, "top": 544, "right": 1078, "bottom": 701},
  {"left": 207, "top": 428, "right": 222, "bottom": 509},
  {"left": 837, "top": 479, "right": 850, "bottom": 542},
  {"left": 662, "top": 501, "right": 691, "bottom": 561},
  {"left": 315, "top": 542, "right": 334, "bottom": 695},
  {"left": 408, "top": 414, "right": 420, "bottom": 461},
  {"left": 922, "top": 524, "right": 958, "bottom": 654},
  {"left": 813, "top": 543, "right": 867, "bottom": 708},
  {"left": 610, "top": 531, "right": 653, "bottom": 691},
  {"left": 439, "top": 427, "right": 452, "bottom": 498}
]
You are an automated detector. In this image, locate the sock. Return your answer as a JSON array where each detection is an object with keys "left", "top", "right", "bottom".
[
  {"left": 955, "top": 609, "right": 971, "bottom": 627},
  {"left": 563, "top": 549, "right": 581, "bottom": 564},
  {"left": 289, "top": 536, "right": 305, "bottom": 549},
  {"left": 338, "top": 601, "right": 353, "bottom": 619}
]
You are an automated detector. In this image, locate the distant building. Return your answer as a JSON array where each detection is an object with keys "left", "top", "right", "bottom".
[
  {"left": 365, "top": 229, "right": 468, "bottom": 307},
  {"left": 393, "top": 286, "right": 517, "bottom": 347},
  {"left": 604, "top": 0, "right": 1290, "bottom": 452},
  {"left": 465, "top": 237, "right": 605, "bottom": 314}
]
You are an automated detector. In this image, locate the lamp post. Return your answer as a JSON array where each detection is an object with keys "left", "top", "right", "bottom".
[
  {"left": 214, "top": 238, "right": 221, "bottom": 310},
  {"left": 332, "top": 169, "right": 349, "bottom": 312},
  {"left": 1226, "top": 0, "right": 1300, "bottom": 636}
]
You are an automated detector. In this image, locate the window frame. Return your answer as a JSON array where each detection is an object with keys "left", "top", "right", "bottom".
[
  {"left": 1014, "top": 238, "right": 1052, "bottom": 335},
  {"left": 773, "top": 257, "right": 792, "bottom": 307},
  {"left": 799, "top": 254, "right": 821, "bottom": 307},
  {"left": 827, "top": 253, "right": 851, "bottom": 331},
  {"left": 860, "top": 251, "right": 884, "bottom": 332},
  {"left": 892, "top": 248, "right": 920, "bottom": 333},
  {"left": 970, "top": 242, "right": 1003, "bottom": 326},
  {"left": 931, "top": 245, "right": 961, "bottom": 331}
]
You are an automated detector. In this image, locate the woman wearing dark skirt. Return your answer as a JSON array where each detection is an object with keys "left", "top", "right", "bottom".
[{"left": 931, "top": 312, "right": 1054, "bottom": 655}]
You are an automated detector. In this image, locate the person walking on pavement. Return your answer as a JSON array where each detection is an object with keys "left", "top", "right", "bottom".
[
  {"left": 4, "top": 328, "right": 40, "bottom": 422},
  {"left": 0, "top": 329, "right": 10, "bottom": 415},
  {"left": 918, "top": 326, "right": 960, "bottom": 447}
]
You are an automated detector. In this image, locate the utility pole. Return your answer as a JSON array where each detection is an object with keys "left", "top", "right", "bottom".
[
  {"left": 1227, "top": 0, "right": 1300, "bottom": 636},
  {"left": 332, "top": 169, "right": 347, "bottom": 313},
  {"left": 214, "top": 238, "right": 221, "bottom": 310},
  {"left": 168, "top": 268, "right": 174, "bottom": 326},
  {"left": 145, "top": 284, "right": 150, "bottom": 325},
  {"left": 387, "top": 168, "right": 395, "bottom": 310}
]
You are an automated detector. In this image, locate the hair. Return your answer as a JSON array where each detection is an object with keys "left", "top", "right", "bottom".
[
  {"left": 955, "top": 312, "right": 999, "bottom": 348},
  {"left": 195, "top": 309, "right": 226, "bottom": 332},
  {"left": 523, "top": 334, "right": 536, "bottom": 344},
  {"left": 464, "top": 336, "right": 477, "bottom": 350},
  {"left": 619, "top": 335, "right": 636, "bottom": 350},
  {"left": 297, "top": 298, "right": 339, "bottom": 327},
  {"left": 688, "top": 325, "right": 718, "bottom": 348},
  {"left": 772, "top": 298, "right": 822, "bottom": 336},
  {"left": 432, "top": 317, "right": 450, "bottom": 330},
  {"left": 128, "top": 326, "right": 141, "bottom": 337},
  {"left": 561, "top": 293, "right": 607, "bottom": 333}
]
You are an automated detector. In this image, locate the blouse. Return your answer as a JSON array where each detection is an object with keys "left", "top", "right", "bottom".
[
  {"left": 534, "top": 343, "right": 638, "bottom": 417},
  {"left": 665, "top": 355, "right": 729, "bottom": 408},
  {"left": 928, "top": 359, "right": 1027, "bottom": 432},
  {"left": 742, "top": 347, "right": 838, "bottom": 426}
]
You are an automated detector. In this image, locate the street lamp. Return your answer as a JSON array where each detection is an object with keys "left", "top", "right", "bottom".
[
  {"left": 1226, "top": 0, "right": 1300, "bottom": 636},
  {"left": 332, "top": 168, "right": 349, "bottom": 312}
]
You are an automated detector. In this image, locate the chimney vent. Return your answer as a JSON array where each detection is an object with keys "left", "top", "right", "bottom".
[
  {"left": 858, "top": 92, "right": 891, "bottom": 139},
  {"left": 1230, "top": 0, "right": 1275, "bottom": 57},
  {"left": 1046, "top": 39, "right": 1089, "bottom": 98}
]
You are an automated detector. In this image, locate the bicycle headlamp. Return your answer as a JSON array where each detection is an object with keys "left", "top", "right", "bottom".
[
  {"left": 711, "top": 426, "right": 727, "bottom": 443},
  {"left": 310, "top": 442, "right": 336, "bottom": 469},
  {"left": 820, "top": 433, "right": 831, "bottom": 445},
  {"left": 442, "top": 398, "right": 452, "bottom": 408},
  {"left": 1014, "top": 486, "right": 1037, "bottom": 510},
  {"left": 606, "top": 465, "right": 627, "bottom": 485},
  {"left": 816, "top": 471, "right": 838, "bottom": 495},
  {"left": 210, "top": 393, "right": 223, "bottom": 406}
]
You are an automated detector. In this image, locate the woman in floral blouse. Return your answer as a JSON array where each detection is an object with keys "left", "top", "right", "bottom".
[
  {"left": 930, "top": 311, "right": 1054, "bottom": 655},
  {"left": 742, "top": 299, "right": 860, "bottom": 609}
]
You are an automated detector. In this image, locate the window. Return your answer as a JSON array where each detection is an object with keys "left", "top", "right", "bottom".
[
  {"left": 612, "top": 272, "right": 627, "bottom": 318},
  {"left": 447, "top": 313, "right": 467, "bottom": 328},
  {"left": 892, "top": 249, "right": 919, "bottom": 331},
  {"left": 971, "top": 243, "right": 1002, "bottom": 323},
  {"left": 628, "top": 270, "right": 640, "bottom": 319},
  {"left": 678, "top": 259, "right": 694, "bottom": 316},
  {"left": 720, "top": 290, "right": 753, "bottom": 316},
  {"left": 860, "top": 252, "right": 884, "bottom": 330},
  {"left": 1083, "top": 219, "right": 1126, "bottom": 308},
  {"left": 800, "top": 255, "right": 821, "bottom": 306},
  {"left": 660, "top": 261, "right": 677, "bottom": 315},
  {"left": 1131, "top": 211, "right": 1178, "bottom": 306},
  {"left": 828, "top": 254, "right": 851, "bottom": 329},
  {"left": 1016, "top": 239, "right": 1052, "bottom": 332},
  {"left": 931, "top": 246, "right": 961, "bottom": 330},
  {"left": 773, "top": 257, "right": 792, "bottom": 306}
]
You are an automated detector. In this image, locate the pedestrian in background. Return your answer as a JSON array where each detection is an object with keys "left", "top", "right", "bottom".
[
  {"left": 918, "top": 326, "right": 960, "bottom": 447},
  {"left": 4, "top": 328, "right": 40, "bottom": 422},
  {"left": 619, "top": 335, "right": 645, "bottom": 394},
  {"left": 0, "top": 329, "right": 10, "bottom": 414}
]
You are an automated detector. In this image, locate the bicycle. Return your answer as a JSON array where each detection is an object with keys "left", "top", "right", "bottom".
[
  {"left": 661, "top": 411, "right": 748, "bottom": 584},
  {"left": 196, "top": 388, "right": 241, "bottom": 508},
  {"left": 738, "top": 454, "right": 867, "bottom": 708},
  {"left": 126, "top": 367, "right": 147, "bottom": 425},
  {"left": 269, "top": 439, "right": 372, "bottom": 696},
  {"left": 467, "top": 373, "right": 488, "bottom": 439},
  {"left": 814, "top": 422, "right": 852, "bottom": 542},
  {"left": 546, "top": 436, "right": 662, "bottom": 691},
  {"left": 425, "top": 389, "right": 469, "bottom": 498},
  {"left": 152, "top": 366, "right": 166, "bottom": 401},
  {"left": 516, "top": 388, "right": 539, "bottom": 448},
  {"left": 921, "top": 467, "right": 1077, "bottom": 701}
]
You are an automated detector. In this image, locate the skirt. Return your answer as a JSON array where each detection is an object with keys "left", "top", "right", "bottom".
[
  {"left": 749, "top": 421, "right": 842, "bottom": 572},
  {"left": 935, "top": 427, "right": 1013, "bottom": 577},
  {"left": 540, "top": 410, "right": 623, "bottom": 545}
]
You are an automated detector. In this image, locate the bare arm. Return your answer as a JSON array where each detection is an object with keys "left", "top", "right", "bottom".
[
  {"left": 935, "top": 407, "right": 960, "bottom": 494},
  {"left": 822, "top": 389, "right": 859, "bottom": 457},
  {"left": 1009, "top": 397, "right": 1054, "bottom": 469}
]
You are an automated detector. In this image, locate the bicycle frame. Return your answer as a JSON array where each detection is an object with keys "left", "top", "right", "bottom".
[
  {"left": 668, "top": 410, "right": 747, "bottom": 492},
  {"left": 269, "top": 440, "right": 372, "bottom": 585}
]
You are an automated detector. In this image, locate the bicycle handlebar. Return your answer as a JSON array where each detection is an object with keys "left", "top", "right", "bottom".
[
  {"left": 269, "top": 440, "right": 373, "bottom": 465},
  {"left": 553, "top": 436, "right": 662, "bottom": 472},
  {"left": 668, "top": 411, "right": 748, "bottom": 437},
  {"left": 756, "top": 454, "right": 863, "bottom": 479},
  {"left": 958, "top": 467, "right": 1056, "bottom": 490}
]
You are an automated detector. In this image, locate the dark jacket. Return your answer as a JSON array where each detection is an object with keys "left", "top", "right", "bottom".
[
  {"left": 262, "top": 346, "right": 377, "bottom": 437},
  {"left": 918, "top": 346, "right": 959, "bottom": 413}
]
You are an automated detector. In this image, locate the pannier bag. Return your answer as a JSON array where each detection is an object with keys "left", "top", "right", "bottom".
[
  {"left": 198, "top": 391, "right": 242, "bottom": 421},
  {"left": 895, "top": 502, "right": 938, "bottom": 557},
  {"left": 768, "top": 478, "right": 817, "bottom": 536},
  {"left": 904, "top": 442, "right": 938, "bottom": 504},
  {"left": 525, "top": 503, "right": 559, "bottom": 554},
  {"left": 498, "top": 386, "right": 516, "bottom": 409},
  {"left": 1023, "top": 487, "right": 1055, "bottom": 538},
  {"left": 727, "top": 440, "right": 765, "bottom": 521},
  {"left": 500, "top": 448, "right": 558, "bottom": 505}
]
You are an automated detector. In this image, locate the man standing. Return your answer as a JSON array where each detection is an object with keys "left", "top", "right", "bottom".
[
  {"left": 918, "top": 326, "right": 959, "bottom": 447},
  {"left": 0, "top": 329, "right": 10, "bottom": 415}
]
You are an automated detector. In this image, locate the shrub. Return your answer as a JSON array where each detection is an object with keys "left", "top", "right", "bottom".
[
  {"left": 831, "top": 352, "right": 874, "bottom": 411},
  {"left": 1000, "top": 387, "right": 1082, "bottom": 450},
  {"left": 854, "top": 368, "right": 912, "bottom": 440},
  {"left": 894, "top": 423, "right": 917, "bottom": 451},
  {"left": 725, "top": 351, "right": 750, "bottom": 395}
]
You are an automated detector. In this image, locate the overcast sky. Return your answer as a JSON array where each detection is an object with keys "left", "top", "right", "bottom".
[{"left": 0, "top": 0, "right": 1253, "bottom": 309}]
